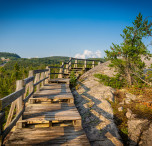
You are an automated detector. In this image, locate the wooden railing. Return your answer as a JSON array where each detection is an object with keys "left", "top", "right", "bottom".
[
  {"left": 0, "top": 57, "right": 101, "bottom": 145},
  {"left": 0, "top": 68, "right": 50, "bottom": 145},
  {"left": 49, "top": 57, "right": 101, "bottom": 78}
]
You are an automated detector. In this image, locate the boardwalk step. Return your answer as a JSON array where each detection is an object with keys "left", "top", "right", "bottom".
[
  {"left": 20, "top": 103, "right": 81, "bottom": 125},
  {"left": 5, "top": 127, "right": 90, "bottom": 145},
  {"left": 29, "top": 97, "right": 74, "bottom": 104}
]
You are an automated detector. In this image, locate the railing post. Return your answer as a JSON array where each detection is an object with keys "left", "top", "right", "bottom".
[
  {"left": 62, "top": 62, "right": 65, "bottom": 78},
  {"left": 16, "top": 80, "right": 24, "bottom": 128},
  {"left": 58, "top": 62, "right": 64, "bottom": 78},
  {"left": 45, "top": 66, "right": 50, "bottom": 83},
  {"left": 40, "top": 72, "right": 45, "bottom": 87},
  {"left": 74, "top": 59, "right": 77, "bottom": 68},
  {"left": 66, "top": 63, "right": 69, "bottom": 73},
  {"left": 29, "top": 70, "right": 34, "bottom": 103},
  {"left": 35, "top": 73, "right": 40, "bottom": 91},
  {"left": 92, "top": 61, "right": 95, "bottom": 68},
  {"left": 69, "top": 57, "right": 72, "bottom": 70},
  {"left": 84, "top": 60, "right": 87, "bottom": 69}
]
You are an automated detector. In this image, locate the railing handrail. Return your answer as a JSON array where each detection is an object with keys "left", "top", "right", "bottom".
[{"left": 0, "top": 68, "right": 50, "bottom": 145}]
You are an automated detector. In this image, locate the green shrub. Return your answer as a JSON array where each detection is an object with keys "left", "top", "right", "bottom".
[
  {"left": 94, "top": 73, "right": 124, "bottom": 89},
  {"left": 70, "top": 71, "right": 77, "bottom": 87}
]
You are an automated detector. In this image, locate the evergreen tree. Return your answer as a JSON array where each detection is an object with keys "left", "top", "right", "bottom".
[{"left": 105, "top": 13, "right": 152, "bottom": 86}]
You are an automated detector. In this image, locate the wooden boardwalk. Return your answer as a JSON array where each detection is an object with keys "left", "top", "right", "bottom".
[
  {"left": 5, "top": 79, "right": 90, "bottom": 145},
  {"left": 0, "top": 58, "right": 101, "bottom": 145}
]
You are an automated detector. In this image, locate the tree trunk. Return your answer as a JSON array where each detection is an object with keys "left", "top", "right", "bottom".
[{"left": 125, "top": 62, "right": 132, "bottom": 86}]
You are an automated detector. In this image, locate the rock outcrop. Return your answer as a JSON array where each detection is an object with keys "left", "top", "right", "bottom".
[
  {"left": 72, "top": 61, "right": 123, "bottom": 146},
  {"left": 126, "top": 109, "right": 152, "bottom": 146}
]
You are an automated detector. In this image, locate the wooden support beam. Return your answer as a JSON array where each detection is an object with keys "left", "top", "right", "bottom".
[
  {"left": 0, "top": 112, "right": 5, "bottom": 126},
  {"left": 2, "top": 106, "right": 25, "bottom": 142},
  {"left": 66, "top": 64, "right": 69, "bottom": 73},
  {"left": 40, "top": 72, "right": 45, "bottom": 87},
  {"left": 16, "top": 80, "right": 24, "bottom": 128},
  {"left": 34, "top": 73, "right": 40, "bottom": 91},
  {"left": 74, "top": 59, "right": 78, "bottom": 68},
  {"left": 58, "top": 62, "right": 64, "bottom": 78},
  {"left": 0, "top": 112, "right": 5, "bottom": 143},
  {"left": 23, "top": 76, "right": 34, "bottom": 85},
  {"left": 69, "top": 57, "right": 72, "bottom": 70},
  {"left": 84, "top": 60, "right": 87, "bottom": 69},
  {"left": 92, "top": 61, "right": 95, "bottom": 68},
  {"left": 4, "top": 101, "right": 16, "bottom": 129},
  {"left": 0, "top": 88, "right": 25, "bottom": 110},
  {"left": 28, "top": 70, "right": 34, "bottom": 104},
  {"left": 45, "top": 66, "right": 50, "bottom": 83}
]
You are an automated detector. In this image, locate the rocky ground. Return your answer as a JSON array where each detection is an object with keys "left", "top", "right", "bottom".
[
  {"left": 72, "top": 61, "right": 123, "bottom": 146},
  {"left": 71, "top": 61, "right": 152, "bottom": 146}
]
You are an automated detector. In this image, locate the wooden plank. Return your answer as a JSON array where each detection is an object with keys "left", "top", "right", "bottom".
[
  {"left": 23, "top": 76, "right": 34, "bottom": 85},
  {"left": 31, "top": 95, "right": 73, "bottom": 101},
  {"left": 0, "top": 112, "right": 5, "bottom": 142},
  {"left": 5, "top": 127, "right": 90, "bottom": 145},
  {"left": 0, "top": 112, "right": 5, "bottom": 123},
  {"left": 16, "top": 80, "right": 24, "bottom": 128},
  {"left": 2, "top": 106, "right": 25, "bottom": 142},
  {"left": 23, "top": 91, "right": 34, "bottom": 103},
  {"left": 4, "top": 101, "right": 16, "bottom": 129},
  {"left": 34, "top": 77, "right": 48, "bottom": 87},
  {"left": 28, "top": 70, "right": 34, "bottom": 104},
  {"left": 0, "top": 87, "right": 25, "bottom": 110},
  {"left": 34, "top": 69, "right": 49, "bottom": 74}
]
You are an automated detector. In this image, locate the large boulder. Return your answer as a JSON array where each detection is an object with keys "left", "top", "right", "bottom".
[{"left": 126, "top": 109, "right": 152, "bottom": 146}]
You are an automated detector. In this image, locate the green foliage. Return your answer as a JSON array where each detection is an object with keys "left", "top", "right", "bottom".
[
  {"left": 94, "top": 73, "right": 124, "bottom": 89},
  {"left": 70, "top": 71, "right": 77, "bottom": 87},
  {"left": 4, "top": 56, "right": 70, "bottom": 70},
  {"left": 0, "top": 56, "right": 70, "bottom": 99},
  {"left": 0, "top": 52, "right": 21, "bottom": 59},
  {"left": 105, "top": 13, "right": 152, "bottom": 86}
]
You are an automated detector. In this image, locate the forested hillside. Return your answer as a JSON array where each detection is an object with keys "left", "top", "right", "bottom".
[
  {"left": 0, "top": 52, "right": 21, "bottom": 59},
  {"left": 0, "top": 56, "right": 69, "bottom": 98},
  {"left": 0, "top": 55, "right": 105, "bottom": 99}
]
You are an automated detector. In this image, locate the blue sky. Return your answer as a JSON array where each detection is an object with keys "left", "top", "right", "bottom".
[{"left": 0, "top": 0, "right": 152, "bottom": 58}]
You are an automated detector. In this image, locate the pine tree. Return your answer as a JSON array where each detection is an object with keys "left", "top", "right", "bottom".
[{"left": 105, "top": 13, "right": 152, "bottom": 86}]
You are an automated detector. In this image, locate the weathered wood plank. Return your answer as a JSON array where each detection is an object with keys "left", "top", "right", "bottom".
[
  {"left": 23, "top": 76, "right": 34, "bottom": 85},
  {"left": 0, "top": 112, "right": 5, "bottom": 123},
  {"left": 0, "top": 87, "right": 25, "bottom": 110},
  {"left": 2, "top": 106, "right": 25, "bottom": 142},
  {"left": 34, "top": 77, "right": 48, "bottom": 87},
  {"left": 23, "top": 91, "right": 34, "bottom": 103},
  {"left": 5, "top": 127, "right": 90, "bottom": 145},
  {"left": 4, "top": 101, "right": 16, "bottom": 129},
  {"left": 16, "top": 80, "right": 24, "bottom": 128}
]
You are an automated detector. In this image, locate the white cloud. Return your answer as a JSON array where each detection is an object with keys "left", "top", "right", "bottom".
[{"left": 74, "top": 50, "right": 101, "bottom": 59}]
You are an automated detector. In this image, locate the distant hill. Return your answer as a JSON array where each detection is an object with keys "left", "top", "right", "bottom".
[
  {"left": 4, "top": 56, "right": 70, "bottom": 70},
  {"left": 3, "top": 56, "right": 105, "bottom": 70},
  {"left": 0, "top": 52, "right": 21, "bottom": 59}
]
